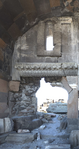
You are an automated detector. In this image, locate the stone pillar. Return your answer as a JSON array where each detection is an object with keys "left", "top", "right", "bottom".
[
  {"left": 61, "top": 77, "right": 78, "bottom": 119},
  {"left": 67, "top": 88, "right": 78, "bottom": 119}
]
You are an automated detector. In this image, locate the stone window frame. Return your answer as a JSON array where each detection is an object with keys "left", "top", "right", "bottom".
[{"left": 37, "top": 18, "right": 62, "bottom": 57}]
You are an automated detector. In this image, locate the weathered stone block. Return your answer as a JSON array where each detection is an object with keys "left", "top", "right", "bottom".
[
  {"left": 0, "top": 79, "right": 8, "bottom": 93},
  {"left": 13, "top": 116, "right": 42, "bottom": 131},
  {"left": 69, "top": 130, "right": 79, "bottom": 148},
  {"left": 9, "top": 92, "right": 14, "bottom": 101},
  {"left": 0, "top": 119, "right": 4, "bottom": 134},
  {"left": 61, "top": 77, "right": 72, "bottom": 93},
  {"left": 0, "top": 92, "right": 8, "bottom": 102},
  {"left": 60, "top": 117, "right": 67, "bottom": 130},
  {"left": 0, "top": 103, "right": 8, "bottom": 113},
  {"left": 67, "top": 125, "right": 78, "bottom": 133},
  {"left": 67, "top": 119, "right": 78, "bottom": 132},
  {"left": 6, "top": 132, "right": 36, "bottom": 143},
  {"left": 4, "top": 118, "right": 13, "bottom": 133},
  {"left": 47, "top": 103, "right": 67, "bottom": 114},
  {"left": 9, "top": 81, "right": 20, "bottom": 92},
  {"left": 0, "top": 133, "right": 8, "bottom": 144},
  {"left": 45, "top": 144, "right": 70, "bottom": 149},
  {"left": 49, "top": 0, "right": 60, "bottom": 8},
  {"left": 67, "top": 89, "right": 78, "bottom": 119}
]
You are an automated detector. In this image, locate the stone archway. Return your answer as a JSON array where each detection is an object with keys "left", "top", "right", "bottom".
[
  {"left": 36, "top": 77, "right": 68, "bottom": 113},
  {"left": 9, "top": 75, "right": 78, "bottom": 120}
]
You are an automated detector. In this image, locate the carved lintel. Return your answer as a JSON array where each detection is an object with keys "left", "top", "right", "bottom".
[{"left": 14, "top": 63, "right": 78, "bottom": 77}]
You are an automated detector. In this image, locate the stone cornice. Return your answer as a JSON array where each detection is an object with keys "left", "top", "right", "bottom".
[
  {"left": 14, "top": 62, "right": 78, "bottom": 78},
  {"left": 15, "top": 62, "right": 77, "bottom": 70}
]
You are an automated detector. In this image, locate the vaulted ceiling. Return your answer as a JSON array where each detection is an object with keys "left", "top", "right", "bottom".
[
  {"left": 0, "top": 0, "right": 79, "bottom": 49},
  {"left": 0, "top": 0, "right": 79, "bottom": 77}
]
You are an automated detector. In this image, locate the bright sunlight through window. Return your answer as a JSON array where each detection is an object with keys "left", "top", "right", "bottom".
[{"left": 46, "top": 36, "right": 54, "bottom": 51}]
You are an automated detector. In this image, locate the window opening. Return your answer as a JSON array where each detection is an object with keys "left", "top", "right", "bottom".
[{"left": 46, "top": 21, "right": 54, "bottom": 51}]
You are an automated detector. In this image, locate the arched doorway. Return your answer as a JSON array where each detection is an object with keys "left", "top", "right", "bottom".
[{"left": 36, "top": 77, "right": 68, "bottom": 113}]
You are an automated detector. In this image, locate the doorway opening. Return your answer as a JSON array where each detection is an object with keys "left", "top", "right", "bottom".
[{"left": 36, "top": 78, "right": 68, "bottom": 113}]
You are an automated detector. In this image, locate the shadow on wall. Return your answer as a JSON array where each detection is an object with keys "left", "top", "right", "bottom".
[{"left": 36, "top": 78, "right": 68, "bottom": 112}]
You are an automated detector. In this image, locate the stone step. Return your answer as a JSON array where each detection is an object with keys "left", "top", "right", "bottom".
[
  {"left": 41, "top": 133, "right": 70, "bottom": 139},
  {"left": 5, "top": 132, "right": 36, "bottom": 143},
  {"left": 45, "top": 144, "right": 70, "bottom": 149},
  {"left": 0, "top": 133, "right": 9, "bottom": 144}
]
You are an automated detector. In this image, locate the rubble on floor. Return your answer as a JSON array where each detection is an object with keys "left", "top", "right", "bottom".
[{"left": 0, "top": 113, "right": 71, "bottom": 149}]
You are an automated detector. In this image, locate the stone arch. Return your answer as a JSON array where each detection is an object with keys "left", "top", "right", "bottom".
[{"left": 36, "top": 76, "right": 69, "bottom": 113}]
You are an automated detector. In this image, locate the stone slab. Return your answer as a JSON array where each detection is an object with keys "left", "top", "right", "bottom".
[
  {"left": 47, "top": 103, "right": 67, "bottom": 114},
  {"left": 6, "top": 132, "right": 36, "bottom": 143},
  {"left": 9, "top": 81, "right": 20, "bottom": 92},
  {"left": 4, "top": 118, "right": 13, "bottom": 133},
  {"left": 13, "top": 116, "right": 42, "bottom": 131},
  {"left": 45, "top": 144, "right": 70, "bottom": 149},
  {"left": 67, "top": 89, "right": 78, "bottom": 119},
  {"left": 69, "top": 130, "right": 79, "bottom": 148}
]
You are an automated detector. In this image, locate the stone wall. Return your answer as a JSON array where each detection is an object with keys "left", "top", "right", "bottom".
[
  {"left": 11, "top": 16, "right": 79, "bottom": 81},
  {"left": 9, "top": 77, "right": 40, "bottom": 117},
  {"left": 12, "top": 16, "right": 79, "bottom": 65},
  {"left": 11, "top": 15, "right": 79, "bottom": 119},
  {"left": 0, "top": 79, "right": 9, "bottom": 118},
  {"left": 0, "top": 44, "right": 13, "bottom": 79},
  {"left": 9, "top": 76, "right": 76, "bottom": 118},
  {"left": 9, "top": 76, "right": 66, "bottom": 117}
]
